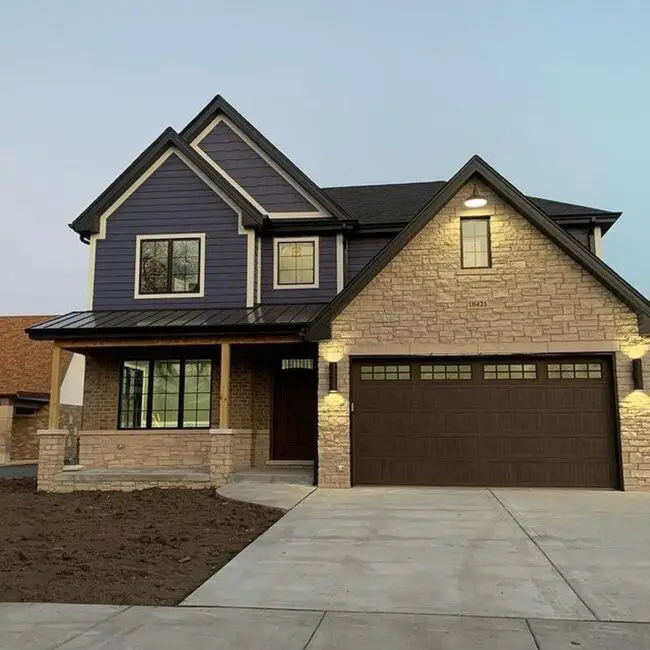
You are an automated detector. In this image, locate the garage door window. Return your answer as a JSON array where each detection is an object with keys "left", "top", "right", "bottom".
[
  {"left": 421, "top": 364, "right": 472, "bottom": 380},
  {"left": 484, "top": 363, "right": 537, "bottom": 380},
  {"left": 361, "top": 365, "right": 410, "bottom": 380},
  {"left": 548, "top": 363, "right": 602, "bottom": 379}
]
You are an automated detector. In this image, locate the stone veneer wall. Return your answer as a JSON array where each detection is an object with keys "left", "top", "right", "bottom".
[{"left": 318, "top": 181, "right": 650, "bottom": 489}]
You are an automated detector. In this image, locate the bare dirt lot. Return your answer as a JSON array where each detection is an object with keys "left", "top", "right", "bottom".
[{"left": 0, "top": 479, "right": 283, "bottom": 605}]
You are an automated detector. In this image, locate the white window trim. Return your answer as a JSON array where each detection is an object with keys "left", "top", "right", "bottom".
[
  {"left": 134, "top": 233, "right": 206, "bottom": 300},
  {"left": 273, "top": 236, "right": 319, "bottom": 290}
]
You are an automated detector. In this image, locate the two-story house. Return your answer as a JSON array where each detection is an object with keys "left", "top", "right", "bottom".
[{"left": 29, "top": 95, "right": 650, "bottom": 492}]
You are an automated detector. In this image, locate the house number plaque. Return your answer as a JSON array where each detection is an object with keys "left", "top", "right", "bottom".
[{"left": 468, "top": 300, "right": 488, "bottom": 308}]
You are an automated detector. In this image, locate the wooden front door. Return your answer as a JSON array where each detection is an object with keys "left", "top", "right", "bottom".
[{"left": 272, "top": 357, "right": 317, "bottom": 460}]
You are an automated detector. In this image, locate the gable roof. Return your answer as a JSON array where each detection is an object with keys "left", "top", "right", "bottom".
[
  {"left": 306, "top": 155, "right": 650, "bottom": 340},
  {"left": 69, "top": 128, "right": 266, "bottom": 237},
  {"left": 0, "top": 316, "right": 71, "bottom": 397},
  {"left": 324, "top": 181, "right": 621, "bottom": 230},
  {"left": 180, "top": 95, "right": 353, "bottom": 223}
]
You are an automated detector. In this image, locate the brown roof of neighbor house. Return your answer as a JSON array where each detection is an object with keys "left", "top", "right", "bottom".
[{"left": 0, "top": 316, "right": 71, "bottom": 397}]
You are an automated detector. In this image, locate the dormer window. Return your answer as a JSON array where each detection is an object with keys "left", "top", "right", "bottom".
[
  {"left": 461, "top": 218, "right": 491, "bottom": 269},
  {"left": 273, "top": 237, "right": 319, "bottom": 289},
  {"left": 135, "top": 234, "right": 205, "bottom": 299}
]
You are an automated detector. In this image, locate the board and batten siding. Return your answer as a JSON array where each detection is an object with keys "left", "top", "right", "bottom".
[
  {"left": 93, "top": 154, "right": 248, "bottom": 310},
  {"left": 260, "top": 235, "right": 337, "bottom": 304},
  {"left": 197, "top": 121, "right": 319, "bottom": 214},
  {"left": 346, "top": 234, "right": 393, "bottom": 283}
]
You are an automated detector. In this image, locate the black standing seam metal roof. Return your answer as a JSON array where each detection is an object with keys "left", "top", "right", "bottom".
[{"left": 26, "top": 305, "right": 328, "bottom": 340}]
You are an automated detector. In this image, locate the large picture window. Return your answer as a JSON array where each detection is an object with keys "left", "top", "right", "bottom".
[
  {"left": 119, "top": 358, "right": 212, "bottom": 429},
  {"left": 274, "top": 238, "right": 318, "bottom": 288},
  {"left": 135, "top": 234, "right": 204, "bottom": 298}
]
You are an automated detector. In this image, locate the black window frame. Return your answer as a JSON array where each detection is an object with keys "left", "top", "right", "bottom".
[
  {"left": 460, "top": 217, "right": 492, "bottom": 269},
  {"left": 138, "top": 237, "right": 202, "bottom": 296},
  {"left": 117, "top": 357, "right": 213, "bottom": 430}
]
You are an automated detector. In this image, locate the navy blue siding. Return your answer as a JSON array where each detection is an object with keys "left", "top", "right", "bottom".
[
  {"left": 198, "top": 122, "right": 319, "bottom": 213},
  {"left": 260, "top": 235, "right": 337, "bottom": 304},
  {"left": 93, "top": 154, "right": 248, "bottom": 310},
  {"left": 346, "top": 235, "right": 393, "bottom": 282}
]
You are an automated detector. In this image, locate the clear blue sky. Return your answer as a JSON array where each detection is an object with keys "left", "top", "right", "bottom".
[{"left": 1, "top": 0, "right": 648, "bottom": 314}]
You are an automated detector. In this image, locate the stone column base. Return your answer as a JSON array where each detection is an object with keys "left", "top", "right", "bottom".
[
  {"left": 37, "top": 429, "right": 68, "bottom": 491},
  {"left": 209, "top": 428, "right": 236, "bottom": 486}
]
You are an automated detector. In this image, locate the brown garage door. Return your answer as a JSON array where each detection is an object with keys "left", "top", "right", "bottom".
[{"left": 351, "top": 357, "right": 619, "bottom": 488}]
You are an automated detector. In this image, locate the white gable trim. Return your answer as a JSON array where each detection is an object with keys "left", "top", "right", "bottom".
[
  {"left": 88, "top": 148, "right": 255, "bottom": 309},
  {"left": 192, "top": 115, "right": 331, "bottom": 217}
]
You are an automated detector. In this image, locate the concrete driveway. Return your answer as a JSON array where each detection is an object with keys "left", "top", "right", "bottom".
[{"left": 184, "top": 487, "right": 650, "bottom": 622}]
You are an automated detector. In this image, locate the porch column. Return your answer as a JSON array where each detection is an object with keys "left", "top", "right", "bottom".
[
  {"left": 48, "top": 342, "right": 62, "bottom": 429},
  {"left": 219, "top": 342, "right": 231, "bottom": 427},
  {"left": 210, "top": 342, "right": 234, "bottom": 486},
  {"left": 0, "top": 399, "right": 13, "bottom": 463}
]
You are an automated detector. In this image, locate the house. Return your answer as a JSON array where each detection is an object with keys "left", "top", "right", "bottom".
[
  {"left": 0, "top": 316, "right": 83, "bottom": 464},
  {"left": 28, "top": 95, "right": 650, "bottom": 492}
]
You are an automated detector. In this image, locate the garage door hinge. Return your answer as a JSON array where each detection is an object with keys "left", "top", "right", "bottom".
[{"left": 351, "top": 402, "right": 354, "bottom": 413}]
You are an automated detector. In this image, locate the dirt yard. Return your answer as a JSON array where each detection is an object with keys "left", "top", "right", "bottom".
[{"left": 0, "top": 479, "right": 283, "bottom": 605}]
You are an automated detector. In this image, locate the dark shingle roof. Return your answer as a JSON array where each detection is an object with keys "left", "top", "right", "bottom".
[{"left": 324, "top": 181, "right": 620, "bottom": 228}]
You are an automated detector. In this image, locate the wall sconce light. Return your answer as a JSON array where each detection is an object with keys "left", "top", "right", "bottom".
[
  {"left": 329, "top": 362, "right": 338, "bottom": 392},
  {"left": 463, "top": 183, "right": 487, "bottom": 208},
  {"left": 632, "top": 358, "right": 644, "bottom": 391}
]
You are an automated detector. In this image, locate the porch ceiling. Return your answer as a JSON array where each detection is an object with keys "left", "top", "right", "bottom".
[{"left": 26, "top": 304, "right": 327, "bottom": 341}]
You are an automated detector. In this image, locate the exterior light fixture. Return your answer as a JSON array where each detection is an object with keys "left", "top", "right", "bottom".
[
  {"left": 328, "top": 362, "right": 338, "bottom": 392},
  {"left": 464, "top": 184, "right": 487, "bottom": 209},
  {"left": 632, "top": 358, "right": 644, "bottom": 391}
]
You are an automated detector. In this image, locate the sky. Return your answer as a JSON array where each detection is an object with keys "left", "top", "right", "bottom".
[{"left": 0, "top": 0, "right": 648, "bottom": 315}]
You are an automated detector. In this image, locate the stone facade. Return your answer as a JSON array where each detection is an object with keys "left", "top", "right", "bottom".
[
  {"left": 318, "top": 181, "right": 650, "bottom": 489},
  {"left": 0, "top": 400, "right": 13, "bottom": 463}
]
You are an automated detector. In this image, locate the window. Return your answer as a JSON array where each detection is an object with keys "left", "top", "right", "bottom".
[
  {"left": 118, "top": 358, "right": 212, "bottom": 429},
  {"left": 547, "top": 363, "right": 602, "bottom": 380},
  {"left": 484, "top": 363, "right": 537, "bottom": 380},
  {"left": 274, "top": 238, "right": 318, "bottom": 288},
  {"left": 421, "top": 364, "right": 472, "bottom": 380},
  {"left": 14, "top": 406, "right": 38, "bottom": 416},
  {"left": 281, "top": 358, "right": 314, "bottom": 370},
  {"left": 135, "top": 234, "right": 204, "bottom": 298},
  {"left": 360, "top": 365, "right": 410, "bottom": 380},
  {"left": 461, "top": 218, "right": 491, "bottom": 268}
]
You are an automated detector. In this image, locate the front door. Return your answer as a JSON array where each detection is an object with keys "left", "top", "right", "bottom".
[{"left": 272, "top": 357, "right": 317, "bottom": 460}]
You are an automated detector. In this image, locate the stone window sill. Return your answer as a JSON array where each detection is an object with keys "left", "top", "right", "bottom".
[{"left": 458, "top": 268, "right": 498, "bottom": 276}]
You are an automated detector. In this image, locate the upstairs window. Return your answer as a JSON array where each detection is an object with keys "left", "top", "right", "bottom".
[
  {"left": 274, "top": 237, "right": 319, "bottom": 288},
  {"left": 461, "top": 218, "right": 491, "bottom": 268},
  {"left": 135, "top": 234, "right": 205, "bottom": 298}
]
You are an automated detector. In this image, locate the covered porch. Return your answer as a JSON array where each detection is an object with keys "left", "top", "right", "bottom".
[{"left": 27, "top": 307, "right": 322, "bottom": 492}]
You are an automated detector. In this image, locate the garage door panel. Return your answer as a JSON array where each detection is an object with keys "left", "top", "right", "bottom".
[{"left": 351, "top": 356, "right": 618, "bottom": 488}]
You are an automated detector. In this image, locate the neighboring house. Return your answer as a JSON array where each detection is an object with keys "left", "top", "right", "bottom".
[
  {"left": 28, "top": 95, "right": 650, "bottom": 492},
  {"left": 0, "top": 316, "right": 84, "bottom": 463}
]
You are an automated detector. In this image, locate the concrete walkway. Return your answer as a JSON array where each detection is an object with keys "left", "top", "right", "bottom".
[{"left": 4, "top": 603, "right": 650, "bottom": 649}]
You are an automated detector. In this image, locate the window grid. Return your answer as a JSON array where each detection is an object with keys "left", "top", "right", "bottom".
[
  {"left": 461, "top": 218, "right": 491, "bottom": 269},
  {"left": 281, "top": 358, "right": 314, "bottom": 370},
  {"left": 421, "top": 364, "right": 472, "bottom": 380},
  {"left": 547, "top": 363, "right": 602, "bottom": 380},
  {"left": 277, "top": 241, "right": 316, "bottom": 286},
  {"left": 139, "top": 237, "right": 201, "bottom": 295},
  {"left": 118, "top": 359, "right": 212, "bottom": 429},
  {"left": 484, "top": 363, "right": 537, "bottom": 380},
  {"left": 182, "top": 360, "right": 212, "bottom": 428},
  {"left": 360, "top": 365, "right": 411, "bottom": 381}
]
